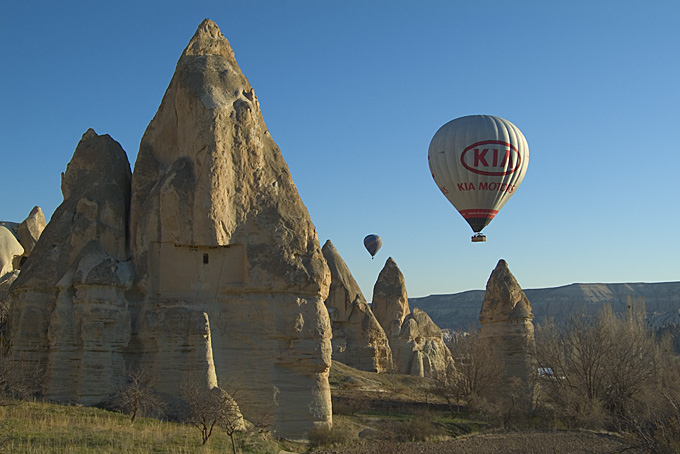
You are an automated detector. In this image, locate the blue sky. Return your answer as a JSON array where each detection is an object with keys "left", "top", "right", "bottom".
[{"left": 1, "top": 1, "right": 678, "bottom": 298}]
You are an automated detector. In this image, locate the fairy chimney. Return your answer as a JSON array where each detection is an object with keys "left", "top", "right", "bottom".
[
  {"left": 479, "top": 259, "right": 536, "bottom": 403},
  {"left": 322, "top": 240, "right": 391, "bottom": 372},
  {"left": 128, "top": 19, "right": 332, "bottom": 437}
]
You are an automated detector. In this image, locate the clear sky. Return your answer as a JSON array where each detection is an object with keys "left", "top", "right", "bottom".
[{"left": 1, "top": 1, "right": 679, "bottom": 299}]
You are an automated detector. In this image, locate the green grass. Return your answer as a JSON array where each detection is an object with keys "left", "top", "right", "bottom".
[{"left": 0, "top": 399, "right": 282, "bottom": 453}]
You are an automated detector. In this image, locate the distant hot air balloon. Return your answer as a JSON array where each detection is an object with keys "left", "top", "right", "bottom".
[
  {"left": 428, "top": 115, "right": 529, "bottom": 242},
  {"left": 363, "top": 234, "right": 382, "bottom": 259}
]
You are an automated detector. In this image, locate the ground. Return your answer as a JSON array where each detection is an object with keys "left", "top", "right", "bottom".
[{"left": 310, "top": 431, "right": 637, "bottom": 453}]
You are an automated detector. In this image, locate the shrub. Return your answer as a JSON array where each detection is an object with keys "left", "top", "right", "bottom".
[
  {"left": 307, "top": 421, "right": 353, "bottom": 448},
  {"left": 388, "top": 418, "right": 444, "bottom": 442},
  {"left": 535, "top": 300, "right": 678, "bottom": 434}
]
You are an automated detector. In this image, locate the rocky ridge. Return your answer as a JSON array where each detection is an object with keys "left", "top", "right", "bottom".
[{"left": 411, "top": 281, "right": 680, "bottom": 332}]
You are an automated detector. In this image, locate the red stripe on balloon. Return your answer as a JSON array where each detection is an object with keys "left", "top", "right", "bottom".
[{"left": 459, "top": 209, "right": 498, "bottom": 219}]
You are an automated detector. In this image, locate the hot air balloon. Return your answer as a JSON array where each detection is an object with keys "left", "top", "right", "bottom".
[
  {"left": 428, "top": 115, "right": 529, "bottom": 242},
  {"left": 363, "top": 234, "right": 382, "bottom": 259}
]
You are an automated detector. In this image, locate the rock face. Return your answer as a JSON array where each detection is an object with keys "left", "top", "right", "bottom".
[
  {"left": 372, "top": 257, "right": 410, "bottom": 337},
  {"left": 0, "top": 226, "right": 23, "bottom": 279},
  {"left": 6, "top": 20, "right": 333, "bottom": 439},
  {"left": 322, "top": 240, "right": 391, "bottom": 372},
  {"left": 17, "top": 206, "right": 46, "bottom": 258},
  {"left": 0, "top": 205, "right": 47, "bottom": 281},
  {"left": 0, "top": 207, "right": 47, "bottom": 319},
  {"left": 0, "top": 225, "right": 23, "bottom": 306},
  {"left": 8, "top": 129, "right": 132, "bottom": 403},
  {"left": 128, "top": 19, "right": 331, "bottom": 437},
  {"left": 373, "top": 257, "right": 453, "bottom": 377},
  {"left": 392, "top": 308, "right": 454, "bottom": 376},
  {"left": 478, "top": 259, "right": 536, "bottom": 402}
]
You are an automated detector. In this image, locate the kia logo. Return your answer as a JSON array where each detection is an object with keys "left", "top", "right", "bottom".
[{"left": 460, "top": 140, "right": 521, "bottom": 176}]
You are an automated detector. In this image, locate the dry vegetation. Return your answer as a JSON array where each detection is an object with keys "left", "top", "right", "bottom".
[
  {"left": 0, "top": 399, "right": 283, "bottom": 453},
  {"left": 313, "top": 301, "right": 680, "bottom": 453},
  {"left": 1, "top": 301, "right": 679, "bottom": 453}
]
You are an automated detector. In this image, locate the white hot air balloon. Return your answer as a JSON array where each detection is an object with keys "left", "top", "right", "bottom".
[{"left": 428, "top": 115, "right": 529, "bottom": 242}]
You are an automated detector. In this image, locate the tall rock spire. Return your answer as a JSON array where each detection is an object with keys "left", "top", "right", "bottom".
[
  {"left": 130, "top": 18, "right": 328, "bottom": 294},
  {"left": 372, "top": 257, "right": 410, "bottom": 336},
  {"left": 479, "top": 259, "right": 536, "bottom": 406},
  {"left": 8, "top": 129, "right": 133, "bottom": 404},
  {"left": 128, "top": 19, "right": 332, "bottom": 437}
]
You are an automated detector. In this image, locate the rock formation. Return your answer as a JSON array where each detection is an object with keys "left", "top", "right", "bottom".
[
  {"left": 0, "top": 206, "right": 46, "bottom": 278},
  {"left": 0, "top": 225, "right": 23, "bottom": 305},
  {"left": 372, "top": 257, "right": 410, "bottom": 337},
  {"left": 0, "top": 226, "right": 23, "bottom": 280},
  {"left": 6, "top": 19, "right": 333, "bottom": 439},
  {"left": 322, "top": 240, "right": 391, "bottom": 372},
  {"left": 17, "top": 206, "right": 46, "bottom": 258},
  {"left": 0, "top": 207, "right": 47, "bottom": 316},
  {"left": 127, "top": 19, "right": 332, "bottom": 437},
  {"left": 372, "top": 257, "right": 453, "bottom": 377},
  {"left": 478, "top": 259, "right": 536, "bottom": 403},
  {"left": 8, "top": 129, "right": 133, "bottom": 403},
  {"left": 392, "top": 308, "right": 454, "bottom": 376}
]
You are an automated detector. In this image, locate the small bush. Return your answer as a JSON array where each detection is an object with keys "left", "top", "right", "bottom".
[
  {"left": 386, "top": 418, "right": 444, "bottom": 442},
  {"left": 332, "top": 396, "right": 370, "bottom": 416},
  {"left": 307, "top": 421, "right": 353, "bottom": 448}
]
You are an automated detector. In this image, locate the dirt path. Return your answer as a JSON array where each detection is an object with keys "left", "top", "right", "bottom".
[{"left": 310, "top": 430, "right": 640, "bottom": 454}]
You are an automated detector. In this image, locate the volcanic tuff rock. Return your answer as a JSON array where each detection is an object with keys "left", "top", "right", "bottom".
[
  {"left": 322, "top": 240, "right": 391, "bottom": 372},
  {"left": 0, "top": 206, "right": 47, "bottom": 279},
  {"left": 6, "top": 20, "right": 333, "bottom": 438},
  {"left": 0, "top": 207, "right": 46, "bottom": 308},
  {"left": 478, "top": 259, "right": 536, "bottom": 401},
  {"left": 372, "top": 257, "right": 410, "bottom": 337},
  {"left": 128, "top": 19, "right": 331, "bottom": 437},
  {"left": 17, "top": 206, "right": 46, "bottom": 258},
  {"left": 0, "top": 226, "right": 23, "bottom": 279},
  {"left": 8, "top": 129, "right": 133, "bottom": 404},
  {"left": 392, "top": 308, "right": 454, "bottom": 376},
  {"left": 373, "top": 257, "right": 453, "bottom": 377}
]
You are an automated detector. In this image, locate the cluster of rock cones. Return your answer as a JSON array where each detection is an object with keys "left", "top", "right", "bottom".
[{"left": 0, "top": 19, "right": 537, "bottom": 438}]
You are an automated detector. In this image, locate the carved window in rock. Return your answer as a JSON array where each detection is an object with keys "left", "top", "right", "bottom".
[{"left": 149, "top": 242, "right": 247, "bottom": 297}]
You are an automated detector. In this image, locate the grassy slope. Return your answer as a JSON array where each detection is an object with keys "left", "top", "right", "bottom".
[
  {"left": 0, "top": 361, "right": 482, "bottom": 453},
  {"left": 0, "top": 399, "right": 286, "bottom": 454}
]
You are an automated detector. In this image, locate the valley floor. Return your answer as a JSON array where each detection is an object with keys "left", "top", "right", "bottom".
[{"left": 310, "top": 430, "right": 638, "bottom": 454}]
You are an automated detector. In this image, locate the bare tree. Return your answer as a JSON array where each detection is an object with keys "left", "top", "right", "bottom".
[
  {"left": 182, "top": 380, "right": 220, "bottom": 445},
  {"left": 216, "top": 389, "right": 245, "bottom": 454},
  {"left": 113, "top": 369, "right": 165, "bottom": 422},
  {"left": 182, "top": 379, "right": 244, "bottom": 451},
  {"left": 434, "top": 328, "right": 505, "bottom": 416},
  {"left": 535, "top": 301, "right": 663, "bottom": 428},
  {"left": 0, "top": 355, "right": 43, "bottom": 401}
]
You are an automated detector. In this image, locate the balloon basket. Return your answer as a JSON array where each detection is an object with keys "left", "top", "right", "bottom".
[{"left": 471, "top": 233, "right": 486, "bottom": 243}]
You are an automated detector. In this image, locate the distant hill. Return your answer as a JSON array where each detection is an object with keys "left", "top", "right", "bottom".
[{"left": 409, "top": 282, "right": 680, "bottom": 332}]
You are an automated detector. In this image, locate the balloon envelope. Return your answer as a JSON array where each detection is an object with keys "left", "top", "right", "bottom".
[
  {"left": 428, "top": 115, "right": 529, "bottom": 234},
  {"left": 363, "top": 234, "right": 382, "bottom": 258}
]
